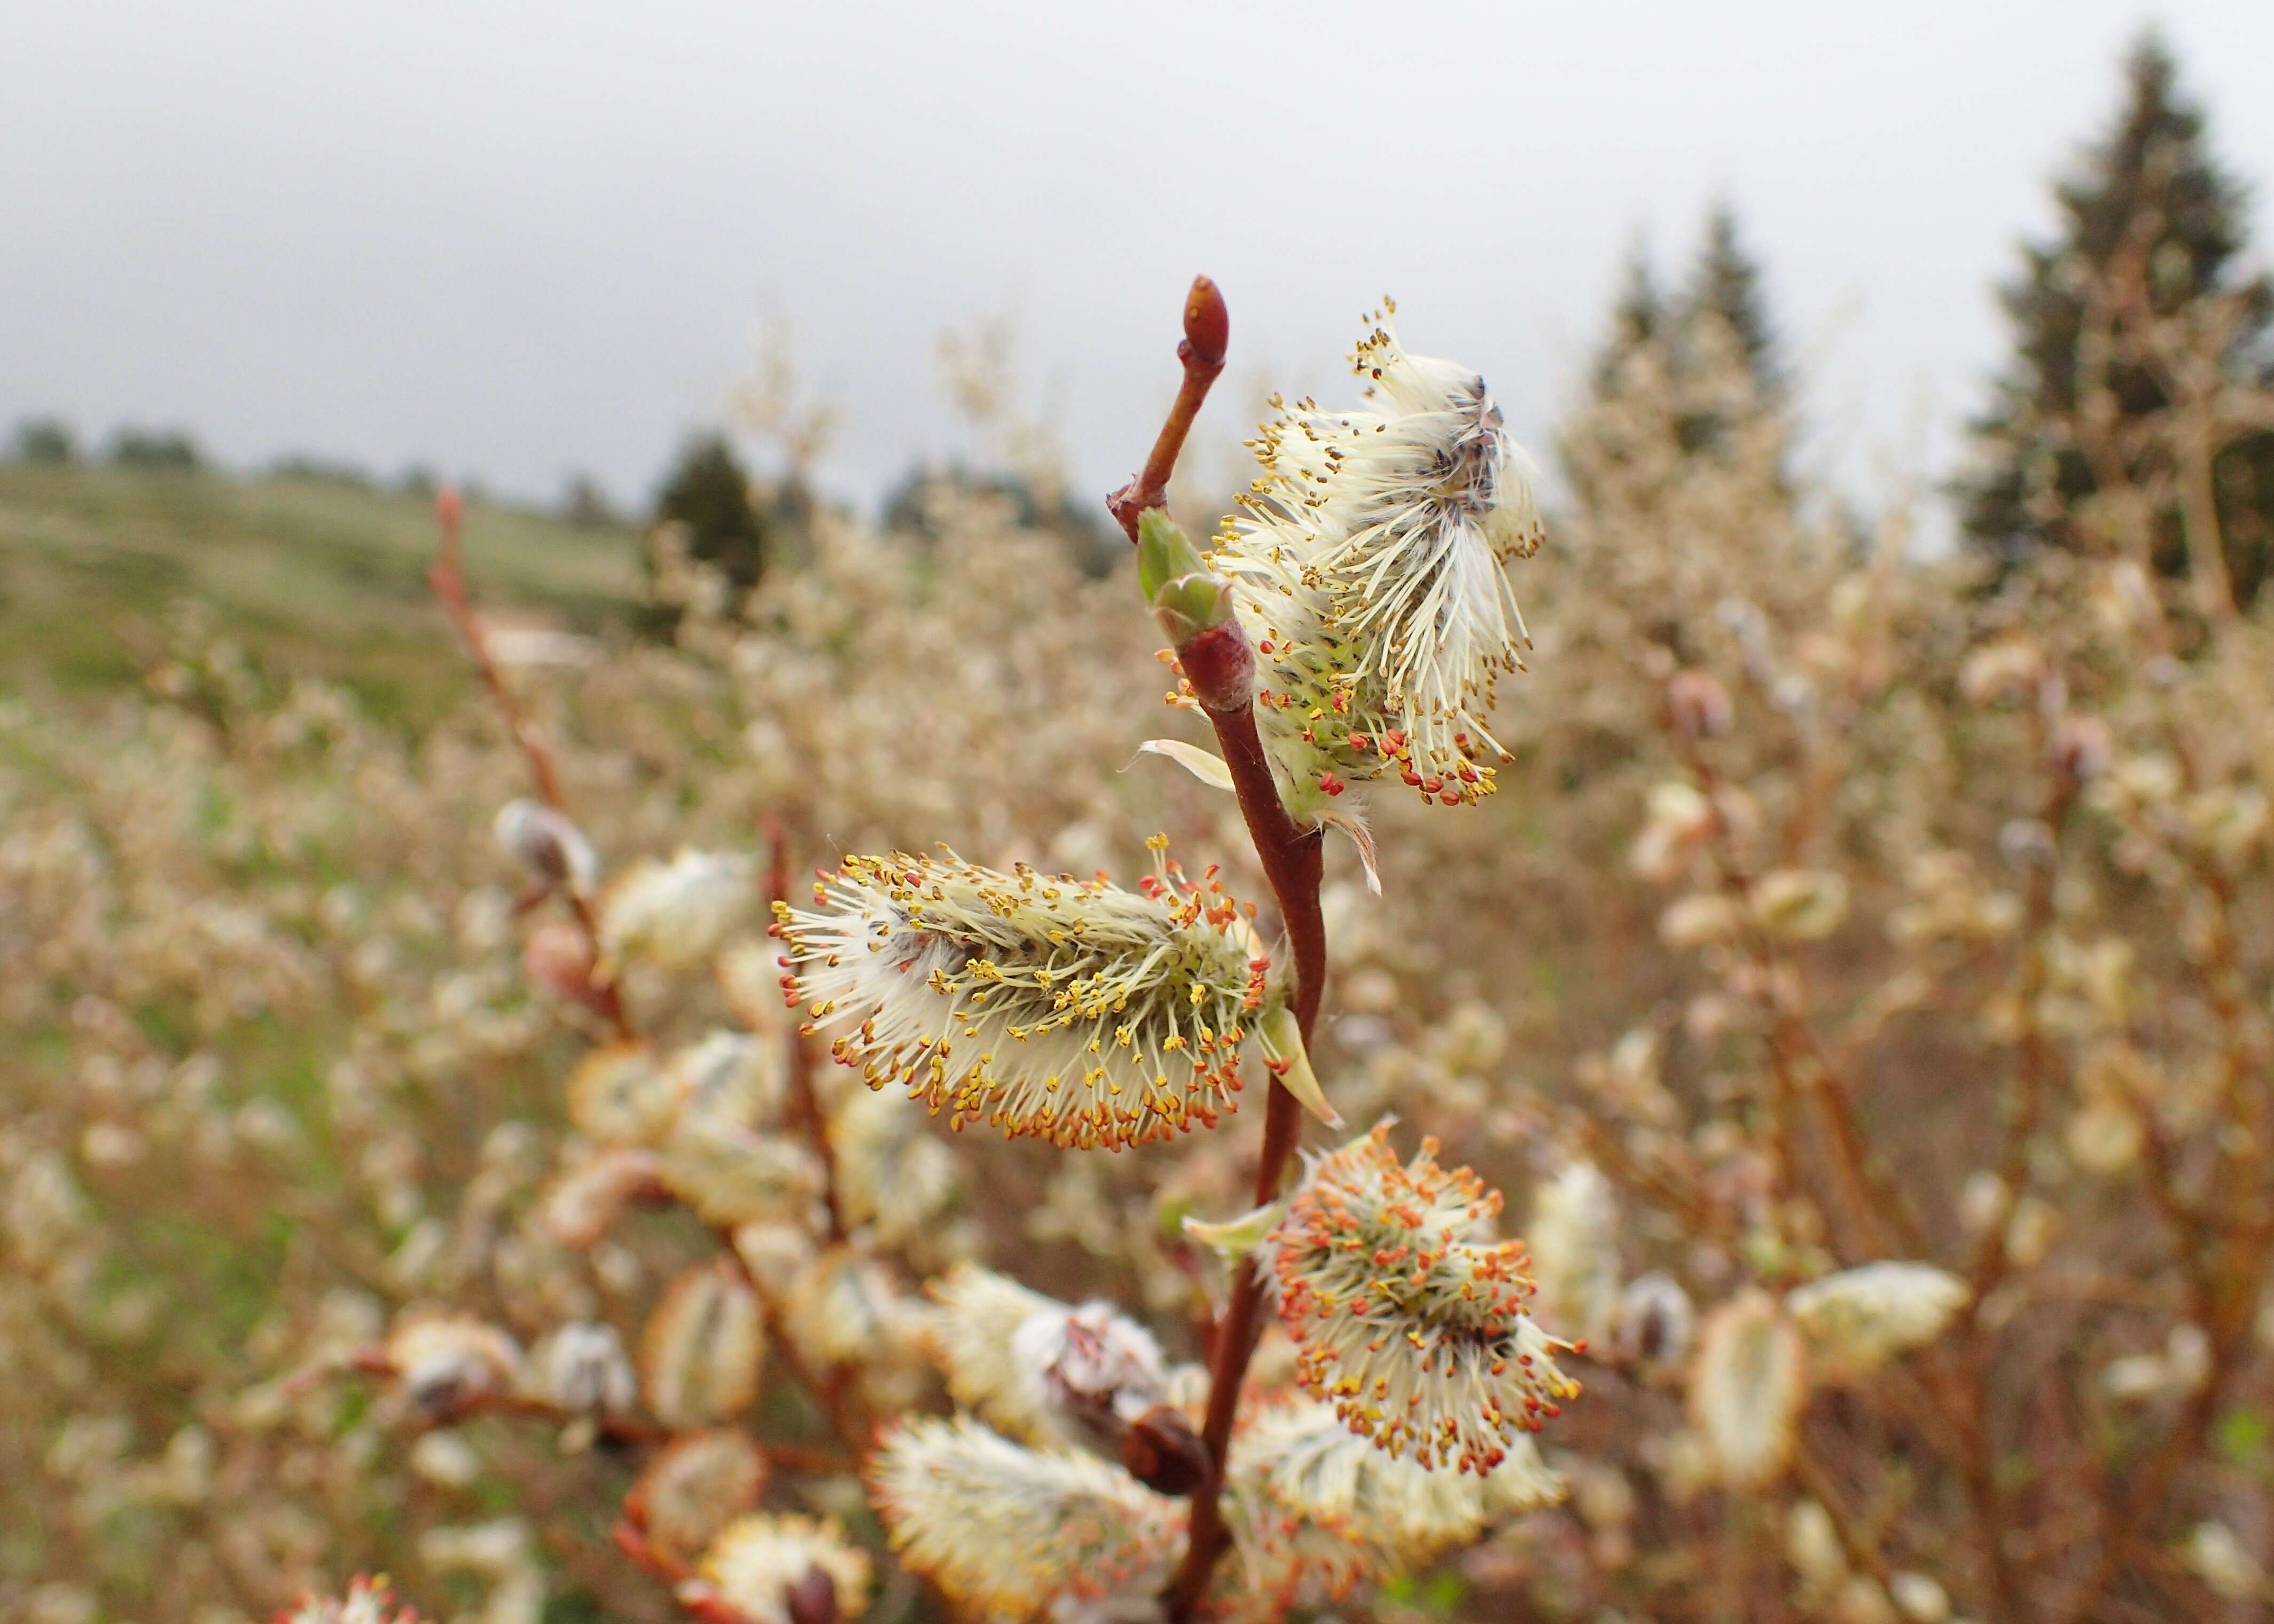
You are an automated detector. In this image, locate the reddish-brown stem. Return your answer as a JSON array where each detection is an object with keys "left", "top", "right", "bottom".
[
  {"left": 1111, "top": 282, "right": 1329, "bottom": 1623},
  {"left": 428, "top": 490, "right": 635, "bottom": 1041},
  {"left": 711, "top": 1220, "right": 871, "bottom": 1457},
  {"left": 768, "top": 825, "right": 848, "bottom": 1243},
  {"left": 430, "top": 491, "right": 566, "bottom": 810},
  {"left": 1108, "top": 276, "right": 1229, "bottom": 544}
]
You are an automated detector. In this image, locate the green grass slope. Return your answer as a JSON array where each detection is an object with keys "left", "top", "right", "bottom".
[{"left": 0, "top": 464, "right": 644, "bottom": 719}]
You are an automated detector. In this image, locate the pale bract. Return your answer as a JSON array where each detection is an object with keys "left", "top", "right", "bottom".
[
  {"left": 773, "top": 844, "right": 1268, "bottom": 1150},
  {"left": 1211, "top": 303, "right": 1543, "bottom": 824}
]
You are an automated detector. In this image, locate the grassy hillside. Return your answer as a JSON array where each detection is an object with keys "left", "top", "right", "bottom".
[{"left": 0, "top": 464, "right": 644, "bottom": 719}]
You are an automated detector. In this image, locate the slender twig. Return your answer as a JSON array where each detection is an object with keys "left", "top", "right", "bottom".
[
  {"left": 1107, "top": 279, "right": 1329, "bottom": 1623},
  {"left": 1107, "top": 277, "right": 1229, "bottom": 544},
  {"left": 1682, "top": 737, "right": 1928, "bottom": 1262},
  {"left": 428, "top": 489, "right": 634, "bottom": 1041}
]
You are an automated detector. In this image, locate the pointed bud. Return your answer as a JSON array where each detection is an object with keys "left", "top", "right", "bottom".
[
  {"left": 1137, "top": 509, "right": 1208, "bottom": 602},
  {"left": 1182, "top": 275, "right": 1229, "bottom": 370},
  {"left": 1152, "top": 572, "right": 1235, "bottom": 646},
  {"left": 1137, "top": 508, "right": 1248, "bottom": 708}
]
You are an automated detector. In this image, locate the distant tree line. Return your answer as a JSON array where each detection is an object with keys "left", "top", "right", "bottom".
[
  {"left": 13, "top": 33, "right": 2265, "bottom": 609},
  {"left": 1577, "top": 32, "right": 2272, "bottom": 609}
]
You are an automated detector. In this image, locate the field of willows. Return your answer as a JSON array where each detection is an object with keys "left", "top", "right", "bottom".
[{"left": 7, "top": 39, "right": 2274, "bottom": 1624}]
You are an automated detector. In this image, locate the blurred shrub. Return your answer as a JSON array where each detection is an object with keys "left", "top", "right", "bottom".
[
  {"left": 107, "top": 427, "right": 203, "bottom": 472},
  {"left": 653, "top": 434, "right": 767, "bottom": 594},
  {"left": 12, "top": 417, "right": 78, "bottom": 466}
]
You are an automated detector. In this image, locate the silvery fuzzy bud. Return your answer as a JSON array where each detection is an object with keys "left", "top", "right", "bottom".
[
  {"left": 494, "top": 798, "right": 599, "bottom": 893},
  {"left": 540, "top": 1321, "right": 636, "bottom": 1414},
  {"left": 639, "top": 1261, "right": 764, "bottom": 1427},
  {"left": 1689, "top": 1290, "right": 1804, "bottom": 1488},
  {"left": 1010, "top": 1298, "right": 1172, "bottom": 1452},
  {"left": 1613, "top": 1270, "right": 1696, "bottom": 1372},
  {"left": 382, "top": 1313, "right": 526, "bottom": 1419},
  {"left": 680, "top": 1514, "right": 872, "bottom": 1624}
]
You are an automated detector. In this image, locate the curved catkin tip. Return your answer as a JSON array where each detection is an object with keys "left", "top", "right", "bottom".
[{"left": 1184, "top": 276, "right": 1229, "bottom": 368}]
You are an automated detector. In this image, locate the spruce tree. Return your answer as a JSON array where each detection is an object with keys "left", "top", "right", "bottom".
[
  {"left": 1682, "top": 202, "right": 1779, "bottom": 397},
  {"left": 1564, "top": 215, "right": 1789, "bottom": 503},
  {"left": 655, "top": 434, "right": 768, "bottom": 592},
  {"left": 1962, "top": 34, "right": 2274, "bottom": 605},
  {"left": 1592, "top": 236, "right": 1663, "bottom": 394},
  {"left": 1665, "top": 205, "right": 1784, "bottom": 464}
]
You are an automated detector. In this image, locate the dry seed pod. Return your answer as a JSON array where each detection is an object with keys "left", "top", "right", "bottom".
[{"left": 640, "top": 1261, "right": 765, "bottom": 1427}]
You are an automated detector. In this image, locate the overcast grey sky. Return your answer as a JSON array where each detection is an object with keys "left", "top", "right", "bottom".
[{"left": 5, "top": 2, "right": 2270, "bottom": 524}]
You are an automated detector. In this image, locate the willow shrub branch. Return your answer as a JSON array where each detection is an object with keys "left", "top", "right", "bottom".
[
  {"left": 429, "top": 488, "right": 634, "bottom": 1042},
  {"left": 1108, "top": 276, "right": 1328, "bottom": 1621}
]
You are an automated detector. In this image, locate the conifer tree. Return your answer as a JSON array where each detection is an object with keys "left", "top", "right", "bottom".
[
  {"left": 1682, "top": 202, "right": 1780, "bottom": 398},
  {"left": 1564, "top": 213, "right": 1789, "bottom": 508},
  {"left": 654, "top": 433, "right": 768, "bottom": 592},
  {"left": 1962, "top": 34, "right": 2274, "bottom": 606},
  {"left": 1592, "top": 236, "right": 1663, "bottom": 394}
]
